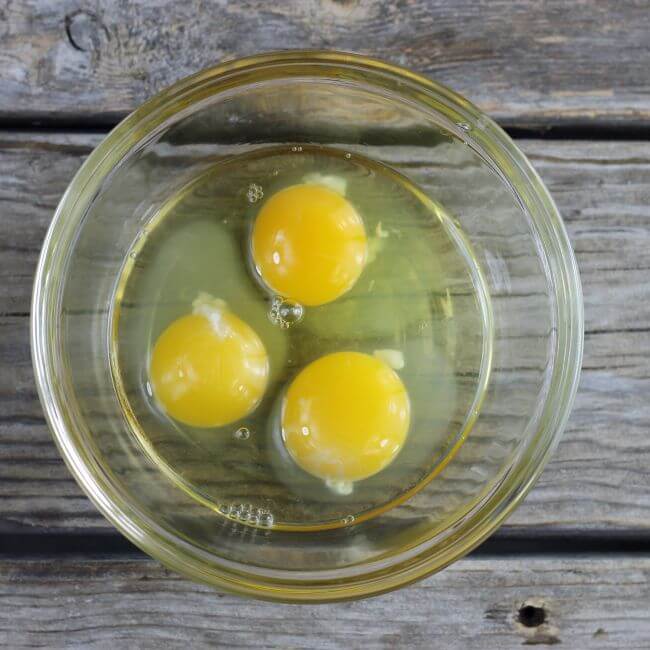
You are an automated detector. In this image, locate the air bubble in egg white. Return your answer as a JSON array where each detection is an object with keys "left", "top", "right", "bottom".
[
  {"left": 343, "top": 515, "right": 355, "bottom": 525},
  {"left": 234, "top": 426, "right": 251, "bottom": 440},
  {"left": 259, "top": 513, "right": 274, "bottom": 528},
  {"left": 457, "top": 122, "right": 471, "bottom": 132}
]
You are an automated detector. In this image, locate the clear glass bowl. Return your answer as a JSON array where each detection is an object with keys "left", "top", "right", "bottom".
[{"left": 31, "top": 51, "right": 583, "bottom": 602}]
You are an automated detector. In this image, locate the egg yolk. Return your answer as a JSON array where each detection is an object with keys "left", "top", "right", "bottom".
[
  {"left": 281, "top": 351, "right": 410, "bottom": 482},
  {"left": 251, "top": 184, "right": 367, "bottom": 306},
  {"left": 150, "top": 300, "right": 269, "bottom": 427}
]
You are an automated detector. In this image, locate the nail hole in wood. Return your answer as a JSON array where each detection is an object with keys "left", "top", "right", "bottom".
[{"left": 518, "top": 604, "right": 546, "bottom": 628}]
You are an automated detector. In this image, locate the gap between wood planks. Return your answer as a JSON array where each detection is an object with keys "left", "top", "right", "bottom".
[
  {"left": 1, "top": 529, "right": 649, "bottom": 559},
  {"left": 0, "top": 117, "right": 649, "bottom": 142}
]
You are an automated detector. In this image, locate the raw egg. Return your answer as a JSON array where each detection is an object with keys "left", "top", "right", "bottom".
[
  {"left": 281, "top": 351, "right": 410, "bottom": 483},
  {"left": 150, "top": 295, "right": 269, "bottom": 427},
  {"left": 251, "top": 184, "right": 367, "bottom": 306}
]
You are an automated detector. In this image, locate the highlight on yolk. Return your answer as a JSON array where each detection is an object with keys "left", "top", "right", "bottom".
[
  {"left": 281, "top": 351, "right": 410, "bottom": 483},
  {"left": 149, "top": 296, "right": 269, "bottom": 428},
  {"left": 251, "top": 184, "right": 367, "bottom": 306}
]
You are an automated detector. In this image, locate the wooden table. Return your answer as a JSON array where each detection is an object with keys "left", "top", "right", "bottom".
[{"left": 1, "top": 1, "right": 649, "bottom": 647}]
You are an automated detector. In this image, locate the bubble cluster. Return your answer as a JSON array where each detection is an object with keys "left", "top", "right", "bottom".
[
  {"left": 342, "top": 515, "right": 355, "bottom": 525},
  {"left": 268, "top": 296, "right": 304, "bottom": 329},
  {"left": 218, "top": 503, "right": 275, "bottom": 528},
  {"left": 246, "top": 183, "right": 264, "bottom": 204}
]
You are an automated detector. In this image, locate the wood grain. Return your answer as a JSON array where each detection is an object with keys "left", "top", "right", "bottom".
[
  {"left": 0, "top": 132, "right": 649, "bottom": 534},
  {"left": 1, "top": 555, "right": 649, "bottom": 648},
  {"left": 0, "top": 1, "right": 648, "bottom": 127}
]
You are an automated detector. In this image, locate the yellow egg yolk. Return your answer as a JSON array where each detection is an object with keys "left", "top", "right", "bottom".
[
  {"left": 251, "top": 184, "right": 367, "bottom": 306},
  {"left": 281, "top": 351, "right": 410, "bottom": 482},
  {"left": 150, "top": 300, "right": 269, "bottom": 427}
]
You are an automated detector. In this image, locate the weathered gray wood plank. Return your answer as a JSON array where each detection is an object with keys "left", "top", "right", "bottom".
[
  {"left": 0, "top": 133, "right": 649, "bottom": 533},
  {"left": 0, "top": 1, "right": 648, "bottom": 127},
  {"left": 1, "top": 555, "right": 649, "bottom": 648}
]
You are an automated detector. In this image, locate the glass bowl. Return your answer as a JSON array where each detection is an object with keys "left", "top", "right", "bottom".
[{"left": 31, "top": 51, "right": 583, "bottom": 602}]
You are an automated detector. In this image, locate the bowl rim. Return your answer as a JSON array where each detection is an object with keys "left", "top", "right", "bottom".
[{"left": 31, "top": 50, "right": 584, "bottom": 602}]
